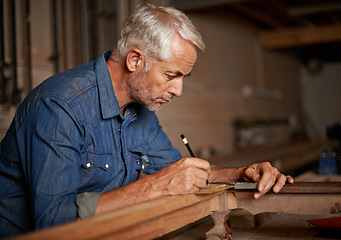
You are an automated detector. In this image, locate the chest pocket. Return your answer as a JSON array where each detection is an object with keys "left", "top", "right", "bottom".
[
  {"left": 82, "top": 152, "right": 112, "bottom": 171},
  {"left": 128, "top": 145, "right": 156, "bottom": 175},
  {"left": 79, "top": 152, "right": 122, "bottom": 191}
]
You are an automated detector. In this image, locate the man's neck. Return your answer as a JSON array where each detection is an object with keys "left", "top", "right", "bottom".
[{"left": 106, "top": 58, "right": 133, "bottom": 114}]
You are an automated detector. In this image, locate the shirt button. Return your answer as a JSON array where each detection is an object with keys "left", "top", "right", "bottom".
[
  {"left": 133, "top": 113, "right": 137, "bottom": 117},
  {"left": 86, "top": 162, "right": 91, "bottom": 168},
  {"left": 105, "top": 163, "right": 109, "bottom": 169}
]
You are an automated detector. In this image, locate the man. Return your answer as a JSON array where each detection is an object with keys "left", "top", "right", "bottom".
[{"left": 0, "top": 3, "right": 293, "bottom": 237}]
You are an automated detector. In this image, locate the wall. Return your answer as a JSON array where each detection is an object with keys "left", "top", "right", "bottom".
[
  {"left": 0, "top": 0, "right": 122, "bottom": 139},
  {"left": 301, "top": 61, "right": 341, "bottom": 141},
  {"left": 0, "top": 0, "right": 55, "bottom": 139},
  {"left": 156, "top": 11, "right": 303, "bottom": 157},
  {"left": 1, "top": 2, "right": 305, "bottom": 157}
]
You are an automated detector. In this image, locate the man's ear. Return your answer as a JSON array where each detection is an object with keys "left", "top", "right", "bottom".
[{"left": 126, "top": 48, "right": 144, "bottom": 72}]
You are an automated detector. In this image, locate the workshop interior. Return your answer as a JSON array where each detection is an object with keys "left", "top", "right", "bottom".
[{"left": 1, "top": 0, "right": 341, "bottom": 239}]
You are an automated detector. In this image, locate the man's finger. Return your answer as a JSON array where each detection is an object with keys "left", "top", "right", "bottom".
[
  {"left": 182, "top": 166, "right": 209, "bottom": 187},
  {"left": 244, "top": 165, "right": 262, "bottom": 183},
  {"left": 272, "top": 174, "right": 287, "bottom": 193},
  {"left": 256, "top": 164, "right": 276, "bottom": 192},
  {"left": 182, "top": 157, "right": 211, "bottom": 171},
  {"left": 287, "top": 175, "right": 295, "bottom": 183}
]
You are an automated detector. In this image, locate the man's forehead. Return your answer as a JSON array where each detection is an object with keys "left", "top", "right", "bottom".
[{"left": 169, "top": 33, "right": 197, "bottom": 60}]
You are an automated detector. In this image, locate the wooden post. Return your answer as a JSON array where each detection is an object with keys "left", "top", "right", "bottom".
[
  {"left": 206, "top": 212, "right": 231, "bottom": 240},
  {"left": 206, "top": 192, "right": 236, "bottom": 240}
]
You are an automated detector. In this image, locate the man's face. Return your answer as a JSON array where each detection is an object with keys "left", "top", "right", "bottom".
[{"left": 127, "top": 34, "right": 198, "bottom": 111}]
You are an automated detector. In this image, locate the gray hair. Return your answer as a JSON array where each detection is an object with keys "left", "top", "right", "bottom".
[{"left": 111, "top": 3, "right": 205, "bottom": 68}]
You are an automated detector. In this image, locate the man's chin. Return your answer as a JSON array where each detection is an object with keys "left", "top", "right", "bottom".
[
  {"left": 150, "top": 105, "right": 164, "bottom": 112},
  {"left": 146, "top": 102, "right": 164, "bottom": 112}
]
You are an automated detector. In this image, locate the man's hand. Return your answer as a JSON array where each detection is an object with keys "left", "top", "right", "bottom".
[
  {"left": 96, "top": 157, "right": 211, "bottom": 215},
  {"left": 152, "top": 157, "right": 211, "bottom": 195},
  {"left": 96, "top": 160, "right": 290, "bottom": 216},
  {"left": 241, "top": 162, "right": 294, "bottom": 199}
]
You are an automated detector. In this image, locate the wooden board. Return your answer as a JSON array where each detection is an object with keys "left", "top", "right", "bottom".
[
  {"left": 260, "top": 23, "right": 341, "bottom": 49},
  {"left": 11, "top": 182, "right": 341, "bottom": 240},
  {"left": 11, "top": 192, "right": 221, "bottom": 240}
]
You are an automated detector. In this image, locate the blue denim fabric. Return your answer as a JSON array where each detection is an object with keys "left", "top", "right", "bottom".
[{"left": 0, "top": 51, "right": 182, "bottom": 237}]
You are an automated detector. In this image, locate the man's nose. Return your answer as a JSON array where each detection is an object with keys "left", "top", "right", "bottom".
[{"left": 168, "top": 78, "right": 183, "bottom": 97}]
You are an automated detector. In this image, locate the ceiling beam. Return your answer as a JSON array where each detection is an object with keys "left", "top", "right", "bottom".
[
  {"left": 230, "top": 3, "right": 284, "bottom": 28},
  {"left": 170, "top": 0, "right": 253, "bottom": 10},
  {"left": 260, "top": 23, "right": 341, "bottom": 49},
  {"left": 288, "top": 3, "right": 341, "bottom": 17}
]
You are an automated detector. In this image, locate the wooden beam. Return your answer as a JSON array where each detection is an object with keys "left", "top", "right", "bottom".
[
  {"left": 277, "top": 182, "right": 341, "bottom": 194},
  {"left": 260, "top": 23, "right": 341, "bottom": 49},
  {"left": 207, "top": 189, "right": 341, "bottom": 239},
  {"left": 232, "top": 190, "right": 341, "bottom": 216},
  {"left": 11, "top": 192, "right": 221, "bottom": 240},
  {"left": 288, "top": 3, "right": 341, "bottom": 17},
  {"left": 171, "top": 0, "right": 251, "bottom": 11},
  {"left": 230, "top": 3, "right": 284, "bottom": 28},
  {"left": 10, "top": 182, "right": 341, "bottom": 240},
  {"left": 209, "top": 140, "right": 338, "bottom": 174}
]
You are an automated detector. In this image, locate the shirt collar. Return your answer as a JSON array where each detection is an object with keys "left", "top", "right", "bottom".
[{"left": 95, "top": 50, "right": 122, "bottom": 119}]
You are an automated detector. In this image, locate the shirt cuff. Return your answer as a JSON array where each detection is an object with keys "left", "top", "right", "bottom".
[{"left": 76, "top": 192, "right": 101, "bottom": 219}]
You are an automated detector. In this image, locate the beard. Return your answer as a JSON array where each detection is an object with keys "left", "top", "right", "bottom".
[{"left": 126, "top": 70, "right": 172, "bottom": 112}]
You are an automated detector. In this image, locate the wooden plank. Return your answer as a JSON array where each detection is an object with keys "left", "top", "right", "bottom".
[
  {"left": 225, "top": 182, "right": 341, "bottom": 215},
  {"left": 11, "top": 182, "right": 341, "bottom": 240},
  {"left": 209, "top": 140, "right": 338, "bottom": 175},
  {"left": 100, "top": 196, "right": 220, "bottom": 240},
  {"left": 172, "top": 0, "right": 249, "bottom": 11},
  {"left": 278, "top": 182, "right": 341, "bottom": 194},
  {"left": 11, "top": 192, "right": 221, "bottom": 240},
  {"left": 209, "top": 141, "right": 327, "bottom": 169},
  {"left": 260, "top": 23, "right": 341, "bottom": 49},
  {"left": 295, "top": 171, "right": 341, "bottom": 182},
  {"left": 230, "top": 3, "right": 284, "bottom": 28},
  {"left": 206, "top": 184, "right": 341, "bottom": 239},
  {"left": 233, "top": 193, "right": 341, "bottom": 216},
  {"left": 279, "top": 148, "right": 322, "bottom": 174}
]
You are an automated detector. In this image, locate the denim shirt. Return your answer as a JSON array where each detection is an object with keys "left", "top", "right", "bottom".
[{"left": 0, "top": 51, "right": 182, "bottom": 237}]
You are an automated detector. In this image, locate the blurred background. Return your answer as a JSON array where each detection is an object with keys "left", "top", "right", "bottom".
[{"left": 1, "top": 0, "right": 341, "bottom": 177}]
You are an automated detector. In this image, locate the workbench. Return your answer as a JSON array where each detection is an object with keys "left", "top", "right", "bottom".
[
  {"left": 11, "top": 182, "right": 341, "bottom": 240},
  {"left": 209, "top": 140, "right": 338, "bottom": 176},
  {"left": 160, "top": 213, "right": 341, "bottom": 240}
]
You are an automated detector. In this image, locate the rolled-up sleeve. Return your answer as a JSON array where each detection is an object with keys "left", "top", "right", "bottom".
[{"left": 76, "top": 192, "right": 101, "bottom": 219}]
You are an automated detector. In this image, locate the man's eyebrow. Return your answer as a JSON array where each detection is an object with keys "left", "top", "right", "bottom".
[
  {"left": 166, "top": 70, "right": 191, "bottom": 77},
  {"left": 175, "top": 71, "right": 191, "bottom": 77},
  {"left": 174, "top": 71, "right": 184, "bottom": 77}
]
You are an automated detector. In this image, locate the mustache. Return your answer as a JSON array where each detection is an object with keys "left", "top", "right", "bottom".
[{"left": 160, "top": 95, "right": 174, "bottom": 102}]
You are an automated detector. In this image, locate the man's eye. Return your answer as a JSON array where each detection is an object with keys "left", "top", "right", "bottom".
[{"left": 166, "top": 74, "right": 176, "bottom": 80}]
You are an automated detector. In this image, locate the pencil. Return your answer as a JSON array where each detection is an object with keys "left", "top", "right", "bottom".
[
  {"left": 180, "top": 134, "right": 195, "bottom": 157},
  {"left": 180, "top": 134, "right": 210, "bottom": 186}
]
